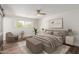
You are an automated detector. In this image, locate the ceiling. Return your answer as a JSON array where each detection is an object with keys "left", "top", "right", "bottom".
[{"left": 2, "top": 4, "right": 79, "bottom": 19}]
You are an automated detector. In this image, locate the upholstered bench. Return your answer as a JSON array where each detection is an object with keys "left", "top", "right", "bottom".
[{"left": 26, "top": 38, "right": 43, "bottom": 54}]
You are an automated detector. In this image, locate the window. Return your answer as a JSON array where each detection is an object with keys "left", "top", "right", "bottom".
[{"left": 16, "top": 20, "right": 33, "bottom": 29}]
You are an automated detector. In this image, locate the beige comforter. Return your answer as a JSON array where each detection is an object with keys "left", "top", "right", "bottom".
[{"left": 33, "top": 34, "right": 63, "bottom": 53}]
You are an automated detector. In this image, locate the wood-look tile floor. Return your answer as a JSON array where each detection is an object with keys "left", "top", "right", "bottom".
[
  {"left": 1, "top": 40, "right": 71, "bottom": 54},
  {"left": 2, "top": 40, "right": 32, "bottom": 54}
]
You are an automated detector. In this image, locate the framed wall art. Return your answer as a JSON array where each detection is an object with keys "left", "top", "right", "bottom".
[{"left": 49, "top": 18, "right": 63, "bottom": 29}]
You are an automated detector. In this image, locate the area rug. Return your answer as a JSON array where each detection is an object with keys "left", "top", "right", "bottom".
[
  {"left": 1, "top": 40, "right": 32, "bottom": 54},
  {"left": 2, "top": 46, "right": 25, "bottom": 54}
]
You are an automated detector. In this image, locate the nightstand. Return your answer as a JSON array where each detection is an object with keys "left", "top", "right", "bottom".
[{"left": 65, "top": 36, "right": 75, "bottom": 45}]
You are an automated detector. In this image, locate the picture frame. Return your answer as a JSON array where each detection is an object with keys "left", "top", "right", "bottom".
[{"left": 49, "top": 18, "right": 63, "bottom": 29}]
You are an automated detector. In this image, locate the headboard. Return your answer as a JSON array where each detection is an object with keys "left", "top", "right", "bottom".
[
  {"left": 45, "top": 29, "right": 66, "bottom": 34},
  {"left": 45, "top": 29, "right": 66, "bottom": 44}
]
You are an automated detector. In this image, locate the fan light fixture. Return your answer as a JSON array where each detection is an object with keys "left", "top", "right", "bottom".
[{"left": 36, "top": 10, "right": 46, "bottom": 16}]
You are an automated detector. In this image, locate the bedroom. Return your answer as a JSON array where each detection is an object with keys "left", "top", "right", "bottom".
[{"left": 0, "top": 4, "right": 79, "bottom": 54}]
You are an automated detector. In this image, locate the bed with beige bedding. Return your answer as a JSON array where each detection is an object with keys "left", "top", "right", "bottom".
[
  {"left": 26, "top": 29, "right": 66, "bottom": 53},
  {"left": 32, "top": 34, "right": 64, "bottom": 53}
]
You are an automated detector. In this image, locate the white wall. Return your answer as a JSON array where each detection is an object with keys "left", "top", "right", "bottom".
[
  {"left": 3, "top": 16, "right": 39, "bottom": 40},
  {"left": 39, "top": 9, "right": 79, "bottom": 46}
]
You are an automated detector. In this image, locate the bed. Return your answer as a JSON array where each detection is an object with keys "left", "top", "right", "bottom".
[{"left": 26, "top": 29, "right": 67, "bottom": 53}]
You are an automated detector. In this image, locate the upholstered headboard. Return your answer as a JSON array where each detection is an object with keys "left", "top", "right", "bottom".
[
  {"left": 45, "top": 29, "right": 66, "bottom": 34},
  {"left": 45, "top": 29, "right": 66, "bottom": 43}
]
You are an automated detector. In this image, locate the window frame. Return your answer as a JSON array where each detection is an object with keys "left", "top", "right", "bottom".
[{"left": 16, "top": 20, "right": 33, "bottom": 29}]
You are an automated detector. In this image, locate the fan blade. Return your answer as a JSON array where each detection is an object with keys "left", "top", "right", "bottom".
[
  {"left": 37, "top": 9, "right": 46, "bottom": 15},
  {"left": 40, "top": 13, "right": 46, "bottom": 15}
]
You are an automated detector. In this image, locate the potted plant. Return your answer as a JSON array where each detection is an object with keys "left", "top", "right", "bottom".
[{"left": 34, "top": 28, "right": 37, "bottom": 35}]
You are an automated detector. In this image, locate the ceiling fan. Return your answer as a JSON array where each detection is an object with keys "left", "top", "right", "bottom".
[{"left": 36, "top": 10, "right": 46, "bottom": 15}]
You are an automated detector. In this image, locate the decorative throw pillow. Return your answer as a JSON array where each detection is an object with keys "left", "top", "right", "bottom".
[
  {"left": 53, "top": 31, "right": 64, "bottom": 37},
  {"left": 45, "top": 31, "right": 54, "bottom": 35},
  {"left": 53, "top": 31, "right": 60, "bottom": 36}
]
